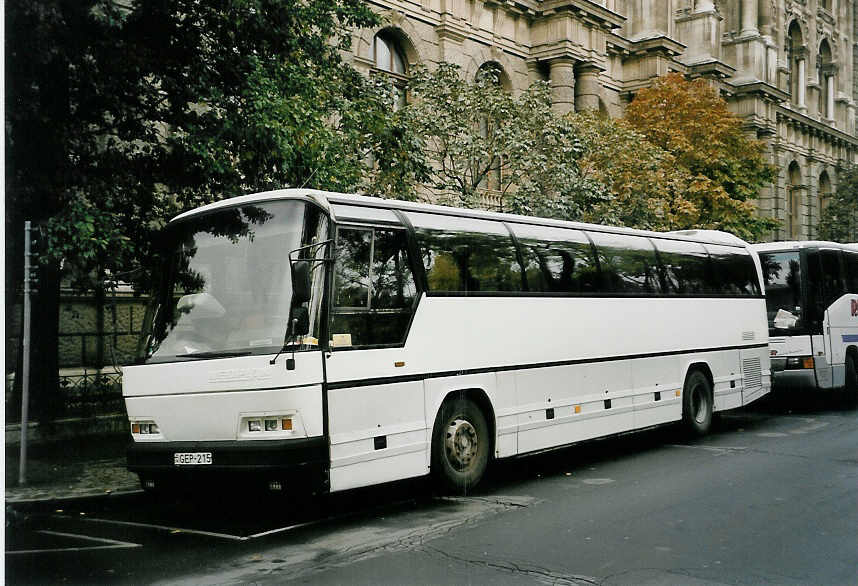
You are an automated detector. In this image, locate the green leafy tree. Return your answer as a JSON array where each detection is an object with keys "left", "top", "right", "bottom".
[
  {"left": 623, "top": 73, "right": 778, "bottom": 241},
  {"left": 5, "top": 0, "right": 419, "bottom": 420},
  {"left": 399, "top": 63, "right": 605, "bottom": 219},
  {"left": 818, "top": 164, "right": 858, "bottom": 242}
]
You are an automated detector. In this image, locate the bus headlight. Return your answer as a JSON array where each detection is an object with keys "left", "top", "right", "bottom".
[
  {"left": 785, "top": 356, "right": 814, "bottom": 369},
  {"left": 131, "top": 420, "right": 160, "bottom": 435}
]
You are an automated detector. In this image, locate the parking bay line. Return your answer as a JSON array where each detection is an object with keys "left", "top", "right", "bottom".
[
  {"left": 53, "top": 495, "right": 511, "bottom": 543},
  {"left": 56, "top": 515, "right": 251, "bottom": 542},
  {"left": 7, "top": 530, "right": 142, "bottom": 555},
  {"left": 56, "top": 512, "right": 361, "bottom": 542}
]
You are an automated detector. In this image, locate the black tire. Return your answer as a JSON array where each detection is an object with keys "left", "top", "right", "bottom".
[
  {"left": 843, "top": 354, "right": 858, "bottom": 408},
  {"left": 682, "top": 370, "right": 713, "bottom": 436},
  {"left": 430, "top": 395, "right": 490, "bottom": 495}
]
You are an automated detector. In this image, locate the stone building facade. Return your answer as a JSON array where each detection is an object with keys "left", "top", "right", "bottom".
[{"left": 350, "top": 0, "right": 858, "bottom": 240}]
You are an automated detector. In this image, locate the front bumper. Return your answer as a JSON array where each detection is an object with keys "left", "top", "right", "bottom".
[
  {"left": 771, "top": 357, "right": 818, "bottom": 391},
  {"left": 127, "top": 436, "right": 329, "bottom": 493}
]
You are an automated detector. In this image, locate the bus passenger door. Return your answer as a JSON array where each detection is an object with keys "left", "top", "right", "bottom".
[{"left": 323, "top": 225, "right": 426, "bottom": 492}]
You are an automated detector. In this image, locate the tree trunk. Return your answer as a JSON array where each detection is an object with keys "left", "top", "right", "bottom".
[{"left": 31, "top": 260, "right": 62, "bottom": 427}]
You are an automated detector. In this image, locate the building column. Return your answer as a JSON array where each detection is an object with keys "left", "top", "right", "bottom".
[
  {"left": 695, "top": 0, "right": 715, "bottom": 11},
  {"left": 574, "top": 64, "right": 601, "bottom": 112},
  {"left": 740, "top": 0, "right": 758, "bottom": 36},
  {"left": 797, "top": 58, "right": 807, "bottom": 109},
  {"left": 549, "top": 58, "right": 576, "bottom": 115},
  {"left": 758, "top": 0, "right": 773, "bottom": 37},
  {"left": 826, "top": 75, "right": 835, "bottom": 120}
]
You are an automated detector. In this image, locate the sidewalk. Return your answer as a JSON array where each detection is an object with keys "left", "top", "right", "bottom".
[{"left": 5, "top": 434, "right": 140, "bottom": 503}]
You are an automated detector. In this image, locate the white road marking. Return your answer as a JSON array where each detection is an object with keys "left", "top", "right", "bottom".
[
  {"left": 60, "top": 515, "right": 249, "bottom": 541},
  {"left": 581, "top": 478, "right": 615, "bottom": 485},
  {"left": 6, "top": 530, "right": 142, "bottom": 555}
]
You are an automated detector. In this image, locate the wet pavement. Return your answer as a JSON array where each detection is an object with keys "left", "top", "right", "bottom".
[
  {"left": 5, "top": 395, "right": 857, "bottom": 585},
  {"left": 5, "top": 434, "right": 140, "bottom": 503}
]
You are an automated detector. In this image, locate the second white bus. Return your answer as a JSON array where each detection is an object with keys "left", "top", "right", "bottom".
[
  {"left": 753, "top": 241, "right": 858, "bottom": 398},
  {"left": 124, "top": 190, "right": 771, "bottom": 494}
]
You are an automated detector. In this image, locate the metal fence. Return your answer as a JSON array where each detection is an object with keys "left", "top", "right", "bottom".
[
  {"left": 5, "top": 371, "right": 126, "bottom": 423},
  {"left": 59, "top": 371, "right": 125, "bottom": 419}
]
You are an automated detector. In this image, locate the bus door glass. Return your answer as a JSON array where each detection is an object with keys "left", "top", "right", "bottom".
[
  {"left": 324, "top": 213, "right": 424, "bottom": 491},
  {"left": 759, "top": 250, "right": 803, "bottom": 335}
]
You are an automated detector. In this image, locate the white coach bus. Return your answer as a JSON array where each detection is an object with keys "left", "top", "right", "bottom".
[
  {"left": 124, "top": 189, "right": 770, "bottom": 494},
  {"left": 752, "top": 241, "right": 858, "bottom": 397}
]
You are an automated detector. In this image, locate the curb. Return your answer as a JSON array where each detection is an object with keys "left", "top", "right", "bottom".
[{"left": 6, "top": 487, "right": 144, "bottom": 508}]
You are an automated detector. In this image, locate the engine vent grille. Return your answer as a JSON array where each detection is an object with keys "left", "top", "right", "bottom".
[{"left": 742, "top": 357, "right": 762, "bottom": 390}]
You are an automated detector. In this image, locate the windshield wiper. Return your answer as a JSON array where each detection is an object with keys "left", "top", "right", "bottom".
[{"left": 175, "top": 350, "right": 253, "bottom": 359}]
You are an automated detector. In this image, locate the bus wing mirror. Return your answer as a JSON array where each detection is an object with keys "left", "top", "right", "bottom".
[{"left": 291, "top": 260, "right": 312, "bottom": 305}]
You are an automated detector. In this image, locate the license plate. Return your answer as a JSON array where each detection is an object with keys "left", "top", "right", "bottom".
[{"left": 173, "top": 452, "right": 212, "bottom": 465}]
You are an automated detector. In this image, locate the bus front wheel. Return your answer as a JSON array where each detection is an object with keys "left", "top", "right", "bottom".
[
  {"left": 431, "top": 396, "right": 489, "bottom": 495},
  {"left": 682, "top": 370, "right": 713, "bottom": 436}
]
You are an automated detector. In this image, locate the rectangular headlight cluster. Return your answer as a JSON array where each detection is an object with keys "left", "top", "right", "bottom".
[
  {"left": 247, "top": 418, "right": 292, "bottom": 433},
  {"left": 131, "top": 421, "right": 160, "bottom": 435},
  {"left": 785, "top": 356, "right": 814, "bottom": 369}
]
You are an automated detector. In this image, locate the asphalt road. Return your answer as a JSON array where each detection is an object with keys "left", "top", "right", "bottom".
[{"left": 6, "top": 395, "right": 858, "bottom": 585}]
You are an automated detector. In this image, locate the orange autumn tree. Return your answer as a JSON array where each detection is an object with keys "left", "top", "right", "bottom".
[
  {"left": 623, "top": 73, "right": 778, "bottom": 241},
  {"left": 569, "top": 111, "right": 706, "bottom": 231}
]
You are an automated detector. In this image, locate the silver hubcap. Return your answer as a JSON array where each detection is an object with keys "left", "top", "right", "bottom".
[
  {"left": 691, "top": 384, "right": 709, "bottom": 424},
  {"left": 445, "top": 418, "right": 478, "bottom": 471}
]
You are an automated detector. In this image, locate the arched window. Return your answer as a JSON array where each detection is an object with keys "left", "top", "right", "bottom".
[
  {"left": 787, "top": 22, "right": 805, "bottom": 108},
  {"left": 373, "top": 31, "right": 408, "bottom": 109},
  {"left": 818, "top": 40, "right": 834, "bottom": 120},
  {"left": 788, "top": 162, "right": 802, "bottom": 239},
  {"left": 819, "top": 171, "right": 832, "bottom": 219}
]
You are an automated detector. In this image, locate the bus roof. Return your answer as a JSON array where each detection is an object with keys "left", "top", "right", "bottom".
[
  {"left": 751, "top": 240, "right": 853, "bottom": 252},
  {"left": 172, "top": 188, "right": 752, "bottom": 248}
]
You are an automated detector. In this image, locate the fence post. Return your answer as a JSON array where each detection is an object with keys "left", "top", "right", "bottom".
[{"left": 19, "top": 220, "right": 34, "bottom": 486}]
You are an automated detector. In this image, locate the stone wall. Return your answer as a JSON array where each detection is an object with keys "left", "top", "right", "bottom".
[{"left": 6, "top": 291, "right": 149, "bottom": 372}]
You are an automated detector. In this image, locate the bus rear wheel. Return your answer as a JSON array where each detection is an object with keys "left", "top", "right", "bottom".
[
  {"left": 431, "top": 396, "right": 489, "bottom": 495},
  {"left": 844, "top": 354, "right": 858, "bottom": 407},
  {"left": 682, "top": 370, "right": 713, "bottom": 436}
]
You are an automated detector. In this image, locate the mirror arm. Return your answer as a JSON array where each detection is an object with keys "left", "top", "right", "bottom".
[{"left": 270, "top": 317, "right": 299, "bottom": 366}]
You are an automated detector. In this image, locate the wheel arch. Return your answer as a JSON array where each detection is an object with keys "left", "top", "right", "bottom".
[
  {"left": 434, "top": 388, "right": 497, "bottom": 459},
  {"left": 684, "top": 361, "right": 714, "bottom": 392}
]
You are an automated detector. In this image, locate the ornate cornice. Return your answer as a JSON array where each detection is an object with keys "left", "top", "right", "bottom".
[
  {"left": 538, "top": 0, "right": 625, "bottom": 30},
  {"left": 776, "top": 106, "right": 858, "bottom": 147},
  {"left": 731, "top": 80, "right": 790, "bottom": 102}
]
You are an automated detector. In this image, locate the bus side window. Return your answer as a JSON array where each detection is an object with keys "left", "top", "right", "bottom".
[
  {"left": 706, "top": 244, "right": 761, "bottom": 296},
  {"left": 819, "top": 249, "right": 845, "bottom": 307},
  {"left": 844, "top": 251, "right": 858, "bottom": 292},
  {"left": 512, "top": 225, "right": 598, "bottom": 294},
  {"left": 587, "top": 232, "right": 661, "bottom": 295},
  {"left": 331, "top": 226, "right": 417, "bottom": 348},
  {"left": 408, "top": 213, "right": 522, "bottom": 294},
  {"left": 652, "top": 239, "right": 711, "bottom": 295}
]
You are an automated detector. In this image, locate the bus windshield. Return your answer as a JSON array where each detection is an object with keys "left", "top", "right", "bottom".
[
  {"left": 759, "top": 250, "right": 803, "bottom": 335},
  {"left": 139, "top": 200, "right": 328, "bottom": 363}
]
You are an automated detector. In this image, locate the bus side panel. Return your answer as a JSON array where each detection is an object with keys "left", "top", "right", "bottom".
[
  {"left": 515, "top": 361, "right": 634, "bottom": 454},
  {"left": 703, "top": 350, "right": 743, "bottom": 412},
  {"left": 825, "top": 294, "right": 858, "bottom": 387},
  {"left": 326, "top": 348, "right": 428, "bottom": 493},
  {"left": 632, "top": 355, "right": 683, "bottom": 429}
]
